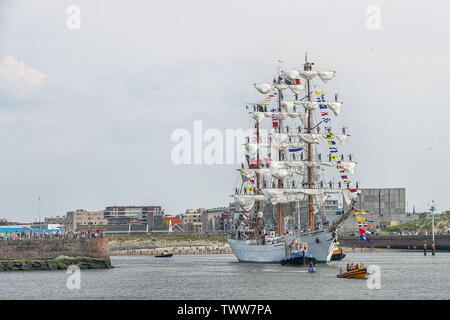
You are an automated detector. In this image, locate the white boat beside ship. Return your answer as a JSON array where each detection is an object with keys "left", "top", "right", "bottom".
[{"left": 227, "top": 54, "right": 361, "bottom": 263}]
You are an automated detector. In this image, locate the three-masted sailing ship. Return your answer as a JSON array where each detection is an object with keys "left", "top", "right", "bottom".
[{"left": 227, "top": 55, "right": 360, "bottom": 263}]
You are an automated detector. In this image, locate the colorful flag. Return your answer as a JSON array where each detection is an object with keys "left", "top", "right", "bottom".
[
  {"left": 330, "top": 156, "right": 338, "bottom": 161},
  {"left": 295, "top": 79, "right": 301, "bottom": 84},
  {"left": 289, "top": 148, "right": 303, "bottom": 152},
  {"left": 360, "top": 234, "right": 372, "bottom": 242},
  {"left": 328, "top": 140, "right": 336, "bottom": 146},
  {"left": 356, "top": 215, "right": 366, "bottom": 222},
  {"left": 355, "top": 210, "right": 373, "bottom": 214},
  {"left": 341, "top": 175, "right": 348, "bottom": 179},
  {"left": 358, "top": 221, "right": 374, "bottom": 228}
]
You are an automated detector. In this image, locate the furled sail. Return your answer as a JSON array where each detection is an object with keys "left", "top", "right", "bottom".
[
  {"left": 252, "top": 112, "right": 266, "bottom": 123},
  {"left": 254, "top": 83, "right": 273, "bottom": 94},
  {"left": 325, "top": 102, "right": 342, "bottom": 116},
  {"left": 238, "top": 168, "right": 254, "bottom": 181},
  {"left": 299, "top": 70, "right": 318, "bottom": 80},
  {"left": 281, "top": 70, "right": 300, "bottom": 81},
  {"left": 274, "top": 82, "right": 288, "bottom": 90},
  {"left": 281, "top": 101, "right": 295, "bottom": 113},
  {"left": 318, "top": 70, "right": 336, "bottom": 82},
  {"left": 288, "top": 84, "right": 306, "bottom": 95},
  {"left": 233, "top": 195, "right": 266, "bottom": 211}
]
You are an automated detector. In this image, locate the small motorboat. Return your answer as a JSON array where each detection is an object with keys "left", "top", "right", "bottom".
[
  {"left": 155, "top": 251, "right": 173, "bottom": 258},
  {"left": 337, "top": 264, "right": 370, "bottom": 279},
  {"left": 330, "top": 248, "right": 346, "bottom": 261},
  {"left": 281, "top": 242, "right": 317, "bottom": 266}
]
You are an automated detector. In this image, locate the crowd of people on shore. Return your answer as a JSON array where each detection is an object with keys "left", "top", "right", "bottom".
[
  {"left": 0, "top": 229, "right": 105, "bottom": 240},
  {"left": 345, "top": 230, "right": 450, "bottom": 237}
]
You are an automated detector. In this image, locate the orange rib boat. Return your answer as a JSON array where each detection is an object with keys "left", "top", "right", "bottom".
[{"left": 337, "top": 267, "right": 370, "bottom": 279}]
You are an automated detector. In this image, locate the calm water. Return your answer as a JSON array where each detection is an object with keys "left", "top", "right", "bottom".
[{"left": 1, "top": 252, "right": 449, "bottom": 299}]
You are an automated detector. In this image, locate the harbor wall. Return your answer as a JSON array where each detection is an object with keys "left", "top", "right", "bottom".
[
  {"left": 339, "top": 235, "right": 450, "bottom": 250},
  {"left": 0, "top": 238, "right": 110, "bottom": 260}
]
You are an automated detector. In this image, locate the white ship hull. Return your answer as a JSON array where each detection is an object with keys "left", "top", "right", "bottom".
[
  {"left": 295, "top": 231, "right": 336, "bottom": 263},
  {"left": 227, "top": 238, "right": 286, "bottom": 263},
  {"left": 228, "top": 231, "right": 336, "bottom": 263}
]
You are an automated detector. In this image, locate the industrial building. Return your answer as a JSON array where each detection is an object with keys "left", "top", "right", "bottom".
[{"left": 343, "top": 188, "right": 409, "bottom": 229}]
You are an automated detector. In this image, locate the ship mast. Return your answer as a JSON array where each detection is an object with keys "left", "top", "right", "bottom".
[
  {"left": 256, "top": 112, "right": 261, "bottom": 230},
  {"left": 278, "top": 88, "right": 283, "bottom": 236},
  {"left": 306, "top": 52, "right": 314, "bottom": 231}
]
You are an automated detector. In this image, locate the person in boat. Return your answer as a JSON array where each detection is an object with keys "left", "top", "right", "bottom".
[{"left": 346, "top": 263, "right": 350, "bottom": 272}]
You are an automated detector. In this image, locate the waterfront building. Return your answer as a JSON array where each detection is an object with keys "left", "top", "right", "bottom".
[
  {"left": 181, "top": 209, "right": 204, "bottom": 233},
  {"left": 66, "top": 210, "right": 107, "bottom": 229},
  {"left": 202, "top": 207, "right": 228, "bottom": 232},
  {"left": 104, "top": 206, "right": 163, "bottom": 227},
  {"left": 44, "top": 216, "right": 67, "bottom": 226}
]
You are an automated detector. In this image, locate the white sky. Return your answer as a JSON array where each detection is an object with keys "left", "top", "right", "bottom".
[{"left": 0, "top": 0, "right": 449, "bottom": 221}]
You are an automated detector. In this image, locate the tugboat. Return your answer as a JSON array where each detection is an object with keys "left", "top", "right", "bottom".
[
  {"left": 337, "top": 263, "right": 370, "bottom": 279},
  {"left": 330, "top": 247, "right": 346, "bottom": 261},
  {"left": 155, "top": 250, "right": 173, "bottom": 258},
  {"left": 280, "top": 242, "right": 317, "bottom": 266}
]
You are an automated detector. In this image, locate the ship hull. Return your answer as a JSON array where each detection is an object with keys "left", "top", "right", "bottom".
[
  {"left": 295, "top": 231, "right": 336, "bottom": 263},
  {"left": 227, "top": 238, "right": 286, "bottom": 263},
  {"left": 228, "top": 231, "right": 337, "bottom": 263}
]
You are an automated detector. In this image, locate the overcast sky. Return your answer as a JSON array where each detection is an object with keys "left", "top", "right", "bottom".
[{"left": 0, "top": 0, "right": 449, "bottom": 222}]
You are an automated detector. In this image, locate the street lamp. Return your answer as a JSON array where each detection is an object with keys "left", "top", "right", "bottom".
[
  {"left": 431, "top": 200, "right": 436, "bottom": 255},
  {"left": 38, "top": 197, "right": 41, "bottom": 234}
]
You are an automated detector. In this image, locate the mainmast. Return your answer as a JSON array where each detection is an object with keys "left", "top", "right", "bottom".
[
  {"left": 277, "top": 88, "right": 283, "bottom": 236},
  {"left": 256, "top": 115, "right": 261, "bottom": 230},
  {"left": 306, "top": 52, "right": 314, "bottom": 231}
]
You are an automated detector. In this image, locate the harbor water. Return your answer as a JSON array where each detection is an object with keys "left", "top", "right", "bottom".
[{"left": 1, "top": 251, "right": 449, "bottom": 299}]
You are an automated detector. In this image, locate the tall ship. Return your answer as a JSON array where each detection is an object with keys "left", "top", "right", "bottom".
[{"left": 227, "top": 55, "right": 361, "bottom": 263}]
